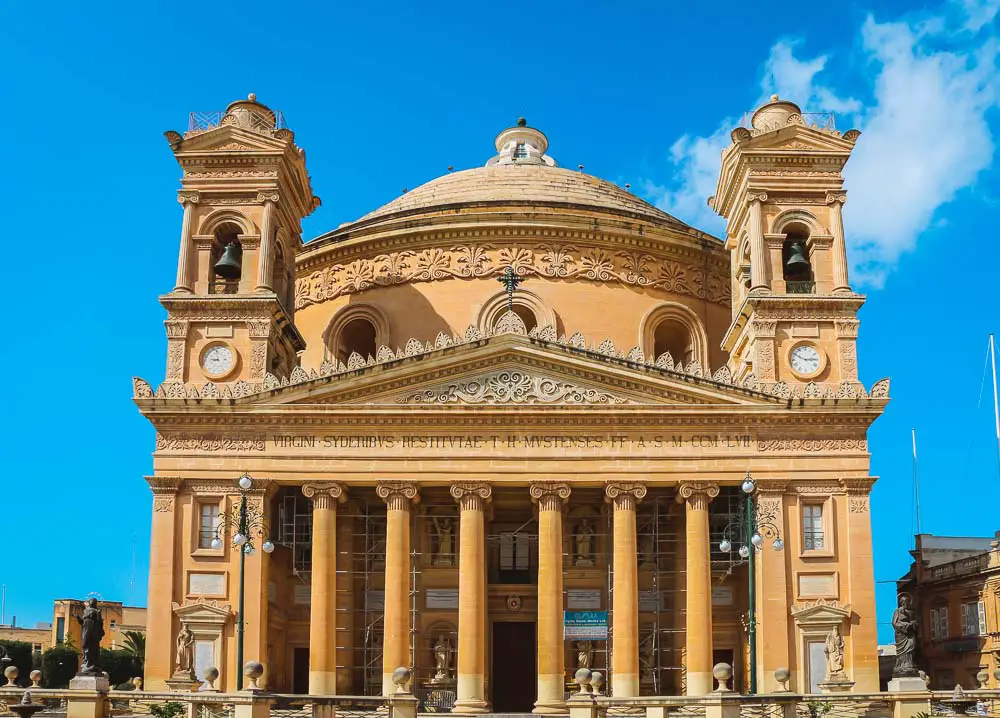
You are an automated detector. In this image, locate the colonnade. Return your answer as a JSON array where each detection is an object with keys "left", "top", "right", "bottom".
[{"left": 300, "top": 480, "right": 721, "bottom": 707}]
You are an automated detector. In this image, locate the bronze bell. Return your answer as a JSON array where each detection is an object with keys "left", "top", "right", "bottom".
[
  {"left": 785, "top": 241, "right": 810, "bottom": 271},
  {"left": 213, "top": 241, "right": 243, "bottom": 280}
]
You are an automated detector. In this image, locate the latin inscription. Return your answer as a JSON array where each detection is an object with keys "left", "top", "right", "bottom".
[{"left": 269, "top": 433, "right": 754, "bottom": 451}]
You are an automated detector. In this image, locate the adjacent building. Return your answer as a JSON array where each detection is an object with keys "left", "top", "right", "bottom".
[
  {"left": 134, "top": 94, "right": 889, "bottom": 706},
  {"left": 897, "top": 532, "right": 1000, "bottom": 689}
]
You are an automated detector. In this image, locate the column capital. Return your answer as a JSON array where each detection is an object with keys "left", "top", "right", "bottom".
[
  {"left": 529, "top": 482, "right": 571, "bottom": 511},
  {"left": 825, "top": 191, "right": 848, "bottom": 206},
  {"left": 177, "top": 191, "right": 200, "bottom": 205},
  {"left": 676, "top": 482, "right": 720, "bottom": 507},
  {"left": 604, "top": 481, "right": 647, "bottom": 511},
  {"left": 746, "top": 190, "right": 768, "bottom": 204},
  {"left": 451, "top": 482, "right": 492, "bottom": 510},
  {"left": 377, "top": 481, "right": 420, "bottom": 510},
  {"left": 302, "top": 482, "right": 347, "bottom": 510}
]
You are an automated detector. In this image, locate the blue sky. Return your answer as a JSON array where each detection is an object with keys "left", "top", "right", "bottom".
[{"left": 0, "top": 0, "right": 997, "bottom": 644}]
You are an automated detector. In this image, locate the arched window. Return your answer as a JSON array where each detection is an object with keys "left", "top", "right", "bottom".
[
  {"left": 324, "top": 305, "right": 390, "bottom": 364},
  {"left": 781, "top": 222, "right": 814, "bottom": 293},
  {"left": 210, "top": 223, "right": 243, "bottom": 293},
  {"left": 476, "top": 289, "right": 556, "bottom": 335},
  {"left": 640, "top": 302, "right": 709, "bottom": 368},
  {"left": 653, "top": 319, "right": 694, "bottom": 364}
]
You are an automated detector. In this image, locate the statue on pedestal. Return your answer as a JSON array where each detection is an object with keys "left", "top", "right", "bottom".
[
  {"left": 431, "top": 634, "right": 453, "bottom": 684},
  {"left": 575, "top": 519, "right": 595, "bottom": 567},
  {"left": 76, "top": 598, "right": 104, "bottom": 676},
  {"left": 892, "top": 594, "right": 919, "bottom": 678},
  {"left": 174, "top": 625, "right": 195, "bottom": 678},
  {"left": 431, "top": 517, "right": 454, "bottom": 567},
  {"left": 824, "top": 626, "right": 846, "bottom": 680},
  {"left": 575, "top": 641, "right": 592, "bottom": 670}
]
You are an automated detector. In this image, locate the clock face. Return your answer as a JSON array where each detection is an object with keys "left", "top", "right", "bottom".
[
  {"left": 202, "top": 344, "right": 235, "bottom": 377},
  {"left": 790, "top": 344, "right": 822, "bottom": 376}
]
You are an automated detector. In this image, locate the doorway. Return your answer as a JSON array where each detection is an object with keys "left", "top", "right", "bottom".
[
  {"left": 292, "top": 646, "right": 309, "bottom": 694},
  {"left": 492, "top": 621, "right": 536, "bottom": 712}
]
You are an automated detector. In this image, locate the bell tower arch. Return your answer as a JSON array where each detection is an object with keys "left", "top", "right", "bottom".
[
  {"left": 710, "top": 95, "right": 864, "bottom": 391},
  {"left": 161, "top": 94, "right": 320, "bottom": 385}
]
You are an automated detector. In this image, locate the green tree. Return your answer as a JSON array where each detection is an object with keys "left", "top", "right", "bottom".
[
  {"left": 100, "top": 648, "right": 140, "bottom": 688},
  {"left": 41, "top": 645, "right": 79, "bottom": 688},
  {"left": 121, "top": 631, "right": 145, "bottom": 664}
]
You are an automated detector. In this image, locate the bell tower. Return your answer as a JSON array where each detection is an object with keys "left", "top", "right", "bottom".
[
  {"left": 160, "top": 94, "right": 320, "bottom": 386},
  {"left": 710, "top": 95, "right": 864, "bottom": 392}
]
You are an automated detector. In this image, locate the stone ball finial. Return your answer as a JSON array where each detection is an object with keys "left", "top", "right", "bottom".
[
  {"left": 29, "top": 670, "right": 41, "bottom": 687},
  {"left": 131, "top": 676, "right": 143, "bottom": 690},
  {"left": 574, "top": 667, "right": 592, "bottom": 695},
  {"left": 517, "top": 117, "right": 527, "bottom": 127},
  {"left": 248, "top": 93, "right": 257, "bottom": 102},
  {"left": 204, "top": 666, "right": 219, "bottom": 689},
  {"left": 4, "top": 665, "right": 18, "bottom": 685},
  {"left": 713, "top": 662, "right": 733, "bottom": 692},
  {"left": 590, "top": 670, "right": 604, "bottom": 695},
  {"left": 993, "top": 667, "right": 1000, "bottom": 682},
  {"left": 774, "top": 667, "right": 790, "bottom": 692},
  {"left": 243, "top": 661, "right": 263, "bottom": 689},
  {"left": 770, "top": 94, "right": 779, "bottom": 102},
  {"left": 976, "top": 670, "right": 989, "bottom": 689},
  {"left": 391, "top": 666, "right": 411, "bottom": 693}
]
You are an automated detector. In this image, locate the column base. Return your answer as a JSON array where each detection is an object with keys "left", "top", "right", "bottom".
[
  {"left": 533, "top": 700, "right": 569, "bottom": 715},
  {"left": 309, "top": 670, "right": 338, "bottom": 695},
  {"left": 686, "top": 672, "right": 713, "bottom": 696},
  {"left": 452, "top": 700, "right": 489, "bottom": 714}
]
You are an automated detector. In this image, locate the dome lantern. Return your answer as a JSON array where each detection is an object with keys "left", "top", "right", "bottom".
[{"left": 487, "top": 118, "right": 557, "bottom": 167}]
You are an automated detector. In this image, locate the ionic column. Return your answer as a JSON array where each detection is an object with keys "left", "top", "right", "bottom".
[
  {"left": 827, "top": 193, "right": 851, "bottom": 292},
  {"left": 173, "top": 194, "right": 198, "bottom": 293},
  {"left": 529, "top": 482, "right": 571, "bottom": 714},
  {"left": 303, "top": 483, "right": 346, "bottom": 694},
  {"left": 748, "top": 192, "right": 768, "bottom": 291},
  {"left": 678, "top": 482, "right": 719, "bottom": 695},
  {"left": 605, "top": 482, "right": 647, "bottom": 697},
  {"left": 255, "top": 197, "right": 276, "bottom": 292},
  {"left": 377, "top": 481, "right": 419, "bottom": 696},
  {"left": 451, "top": 483, "right": 492, "bottom": 714}
]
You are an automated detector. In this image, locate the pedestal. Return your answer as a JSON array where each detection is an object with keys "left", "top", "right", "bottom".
[
  {"left": 888, "top": 677, "right": 928, "bottom": 692},
  {"left": 66, "top": 676, "right": 109, "bottom": 718},
  {"left": 69, "top": 675, "right": 110, "bottom": 692},
  {"left": 819, "top": 679, "right": 855, "bottom": 693},
  {"left": 165, "top": 675, "right": 201, "bottom": 692}
]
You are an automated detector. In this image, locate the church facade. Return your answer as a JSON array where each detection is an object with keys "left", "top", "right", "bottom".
[{"left": 134, "top": 94, "right": 887, "bottom": 709}]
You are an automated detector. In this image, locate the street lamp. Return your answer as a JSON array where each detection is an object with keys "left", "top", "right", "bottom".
[
  {"left": 212, "top": 472, "right": 274, "bottom": 690},
  {"left": 717, "top": 471, "right": 783, "bottom": 694}
]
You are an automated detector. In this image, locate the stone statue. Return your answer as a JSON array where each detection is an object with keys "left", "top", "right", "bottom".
[
  {"left": 76, "top": 598, "right": 104, "bottom": 676},
  {"left": 431, "top": 516, "right": 454, "bottom": 567},
  {"left": 575, "top": 519, "right": 595, "bottom": 567},
  {"left": 892, "top": 594, "right": 919, "bottom": 678},
  {"left": 432, "top": 634, "right": 452, "bottom": 682},
  {"left": 576, "top": 641, "right": 592, "bottom": 670},
  {"left": 174, "top": 625, "right": 195, "bottom": 676},
  {"left": 824, "top": 625, "right": 846, "bottom": 679}
]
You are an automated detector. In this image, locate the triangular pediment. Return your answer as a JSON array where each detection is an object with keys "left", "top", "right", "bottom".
[
  {"left": 176, "top": 125, "right": 290, "bottom": 154},
  {"left": 239, "top": 335, "right": 773, "bottom": 407},
  {"left": 743, "top": 124, "right": 858, "bottom": 153},
  {"left": 790, "top": 599, "right": 853, "bottom": 626}
]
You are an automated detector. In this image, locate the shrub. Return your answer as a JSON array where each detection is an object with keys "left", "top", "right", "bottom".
[
  {"left": 100, "top": 648, "right": 141, "bottom": 688},
  {"left": 150, "top": 702, "right": 186, "bottom": 718},
  {"left": 41, "top": 645, "right": 79, "bottom": 688}
]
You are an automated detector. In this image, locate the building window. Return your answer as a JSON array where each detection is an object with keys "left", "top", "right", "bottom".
[
  {"left": 961, "top": 601, "right": 985, "bottom": 636},
  {"left": 198, "top": 503, "right": 221, "bottom": 549},
  {"left": 802, "top": 504, "right": 824, "bottom": 551},
  {"left": 930, "top": 606, "right": 949, "bottom": 640},
  {"left": 336, "top": 317, "right": 377, "bottom": 363},
  {"left": 56, "top": 617, "right": 65, "bottom": 644},
  {"left": 513, "top": 143, "right": 528, "bottom": 159},
  {"left": 653, "top": 319, "right": 695, "bottom": 365}
]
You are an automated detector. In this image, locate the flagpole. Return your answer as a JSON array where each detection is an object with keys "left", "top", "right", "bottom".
[
  {"left": 912, "top": 428, "right": 922, "bottom": 538},
  {"left": 990, "top": 334, "right": 1000, "bottom": 482}
]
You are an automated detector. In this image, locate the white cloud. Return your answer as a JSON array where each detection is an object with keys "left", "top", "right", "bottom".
[{"left": 647, "top": 0, "right": 1000, "bottom": 287}]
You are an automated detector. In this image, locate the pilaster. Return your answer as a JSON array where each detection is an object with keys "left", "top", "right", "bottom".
[
  {"left": 145, "top": 477, "right": 182, "bottom": 691},
  {"left": 755, "top": 480, "right": 791, "bottom": 692},
  {"left": 841, "top": 477, "right": 878, "bottom": 691}
]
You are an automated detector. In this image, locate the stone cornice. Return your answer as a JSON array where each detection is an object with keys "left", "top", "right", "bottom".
[{"left": 146, "top": 476, "right": 182, "bottom": 494}]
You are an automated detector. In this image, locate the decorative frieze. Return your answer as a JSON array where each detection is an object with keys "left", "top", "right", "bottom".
[
  {"left": 155, "top": 433, "right": 266, "bottom": 452},
  {"left": 757, "top": 438, "right": 868, "bottom": 453},
  {"left": 294, "top": 243, "right": 732, "bottom": 310},
  {"left": 398, "top": 370, "right": 627, "bottom": 405}
]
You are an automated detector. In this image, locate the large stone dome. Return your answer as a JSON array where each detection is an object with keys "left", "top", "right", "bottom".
[{"left": 355, "top": 163, "right": 687, "bottom": 229}]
